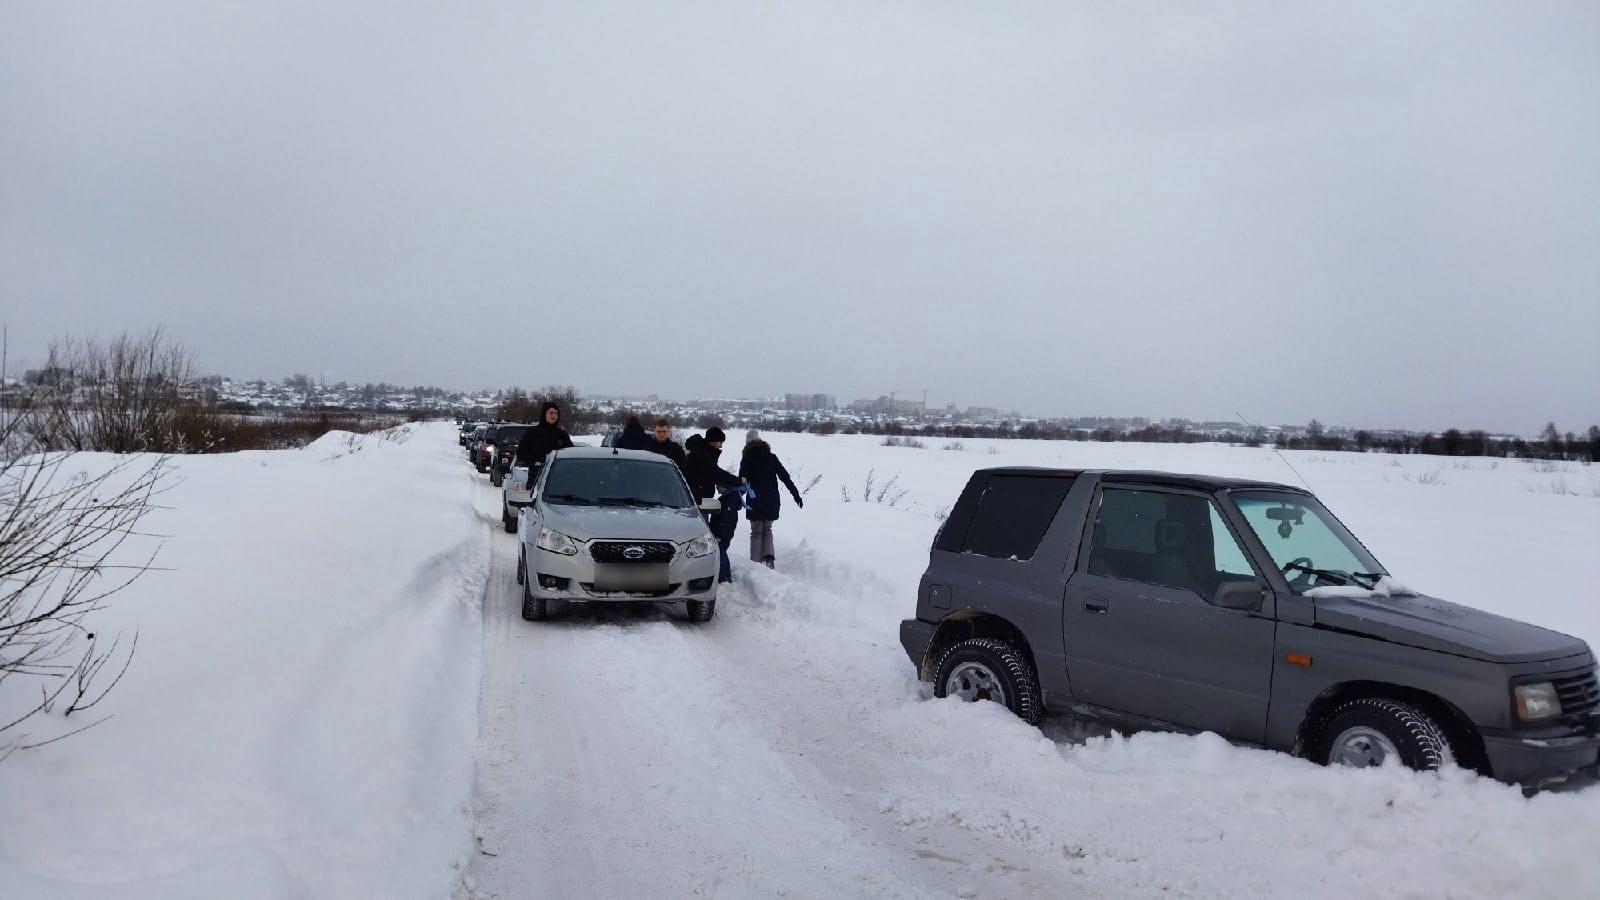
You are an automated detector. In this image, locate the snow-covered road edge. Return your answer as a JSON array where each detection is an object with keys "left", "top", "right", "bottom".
[{"left": 0, "top": 424, "right": 490, "bottom": 899}]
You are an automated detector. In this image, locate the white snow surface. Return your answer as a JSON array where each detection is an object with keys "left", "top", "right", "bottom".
[{"left": 4, "top": 425, "right": 1599, "bottom": 898}]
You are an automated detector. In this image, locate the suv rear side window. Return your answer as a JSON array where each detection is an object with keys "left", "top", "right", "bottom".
[{"left": 959, "top": 475, "right": 1074, "bottom": 560}]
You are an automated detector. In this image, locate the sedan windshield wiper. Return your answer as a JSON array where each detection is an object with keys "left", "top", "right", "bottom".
[
  {"left": 595, "top": 497, "right": 668, "bottom": 508},
  {"left": 544, "top": 493, "right": 595, "bottom": 506}
]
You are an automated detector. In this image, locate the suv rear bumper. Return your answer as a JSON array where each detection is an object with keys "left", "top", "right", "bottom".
[
  {"left": 1481, "top": 722, "right": 1600, "bottom": 786},
  {"left": 900, "top": 618, "right": 937, "bottom": 675}
]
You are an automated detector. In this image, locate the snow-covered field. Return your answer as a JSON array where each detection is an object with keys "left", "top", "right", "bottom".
[{"left": 4, "top": 423, "right": 1599, "bottom": 898}]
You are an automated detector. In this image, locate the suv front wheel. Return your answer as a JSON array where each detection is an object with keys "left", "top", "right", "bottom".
[
  {"left": 1314, "top": 697, "right": 1452, "bottom": 772},
  {"left": 931, "top": 637, "right": 1042, "bottom": 726}
]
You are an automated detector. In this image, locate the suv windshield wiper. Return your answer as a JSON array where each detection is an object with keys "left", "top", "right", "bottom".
[
  {"left": 595, "top": 497, "right": 669, "bottom": 508},
  {"left": 1283, "top": 562, "right": 1360, "bottom": 586},
  {"left": 544, "top": 493, "right": 595, "bottom": 506}
]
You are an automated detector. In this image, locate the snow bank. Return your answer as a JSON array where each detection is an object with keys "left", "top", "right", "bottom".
[{"left": 0, "top": 423, "right": 486, "bottom": 898}]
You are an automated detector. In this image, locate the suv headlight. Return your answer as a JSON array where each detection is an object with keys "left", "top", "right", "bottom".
[
  {"left": 1515, "top": 682, "right": 1562, "bottom": 722},
  {"left": 684, "top": 534, "right": 717, "bottom": 559},
  {"left": 536, "top": 526, "right": 580, "bottom": 556}
]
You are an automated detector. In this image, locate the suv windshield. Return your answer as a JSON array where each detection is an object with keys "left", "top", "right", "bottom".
[
  {"left": 543, "top": 458, "right": 694, "bottom": 509},
  {"left": 1232, "top": 491, "right": 1386, "bottom": 593}
]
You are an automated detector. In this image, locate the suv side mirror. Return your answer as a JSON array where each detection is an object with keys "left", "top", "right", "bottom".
[{"left": 1213, "top": 580, "right": 1265, "bottom": 611}]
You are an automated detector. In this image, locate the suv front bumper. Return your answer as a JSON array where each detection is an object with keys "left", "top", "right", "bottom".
[{"left": 1481, "top": 718, "right": 1600, "bottom": 786}]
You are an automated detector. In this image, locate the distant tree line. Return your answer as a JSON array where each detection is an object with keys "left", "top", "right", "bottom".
[
  {"left": 713, "top": 415, "right": 1600, "bottom": 462},
  {"left": 6, "top": 330, "right": 396, "bottom": 453}
]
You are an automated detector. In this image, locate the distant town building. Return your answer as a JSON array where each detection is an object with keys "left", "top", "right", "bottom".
[{"left": 785, "top": 393, "right": 836, "bottom": 411}]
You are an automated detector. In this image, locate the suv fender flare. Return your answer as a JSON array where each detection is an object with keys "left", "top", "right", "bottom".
[
  {"left": 1294, "top": 679, "right": 1487, "bottom": 774},
  {"left": 920, "top": 610, "right": 1037, "bottom": 684}
]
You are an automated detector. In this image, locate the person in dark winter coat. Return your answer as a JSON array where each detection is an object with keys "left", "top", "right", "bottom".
[
  {"left": 684, "top": 427, "right": 745, "bottom": 581},
  {"left": 683, "top": 428, "right": 742, "bottom": 502},
  {"left": 646, "top": 418, "right": 687, "bottom": 468},
  {"left": 738, "top": 429, "right": 802, "bottom": 568},
  {"left": 708, "top": 487, "right": 747, "bottom": 583},
  {"left": 514, "top": 402, "right": 574, "bottom": 477},
  {"left": 613, "top": 415, "right": 651, "bottom": 450}
]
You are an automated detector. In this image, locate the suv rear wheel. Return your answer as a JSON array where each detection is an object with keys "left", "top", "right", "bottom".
[
  {"left": 931, "top": 637, "right": 1042, "bottom": 726},
  {"left": 1314, "top": 698, "right": 1452, "bottom": 772}
]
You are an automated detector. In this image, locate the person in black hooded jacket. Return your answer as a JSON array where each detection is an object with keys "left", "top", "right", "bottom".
[
  {"left": 738, "top": 429, "right": 802, "bottom": 569},
  {"left": 514, "top": 401, "right": 573, "bottom": 477},
  {"left": 685, "top": 427, "right": 745, "bottom": 582},
  {"left": 683, "top": 428, "right": 742, "bottom": 502},
  {"left": 613, "top": 415, "right": 651, "bottom": 450}
]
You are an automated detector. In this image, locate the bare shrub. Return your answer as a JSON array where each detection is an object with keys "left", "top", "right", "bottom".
[
  {"left": 1404, "top": 469, "right": 1447, "bottom": 486},
  {"left": 1524, "top": 459, "right": 1567, "bottom": 475},
  {"left": 942, "top": 442, "right": 966, "bottom": 452},
  {"left": 1, "top": 387, "right": 162, "bottom": 757},
  {"left": 984, "top": 445, "right": 1001, "bottom": 455},
  {"left": 802, "top": 473, "right": 822, "bottom": 496},
  {"left": 33, "top": 329, "right": 197, "bottom": 453},
  {"left": 839, "top": 484, "right": 853, "bottom": 503},
  {"left": 1521, "top": 477, "right": 1578, "bottom": 496}
]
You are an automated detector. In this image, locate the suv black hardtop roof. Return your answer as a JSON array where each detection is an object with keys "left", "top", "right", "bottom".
[{"left": 977, "top": 466, "right": 1306, "bottom": 494}]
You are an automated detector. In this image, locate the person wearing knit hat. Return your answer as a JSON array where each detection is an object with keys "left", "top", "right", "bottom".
[
  {"left": 738, "top": 432, "right": 803, "bottom": 569},
  {"left": 683, "top": 427, "right": 744, "bottom": 582}
]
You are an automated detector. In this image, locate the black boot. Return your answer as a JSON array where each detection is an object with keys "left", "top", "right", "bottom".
[{"left": 762, "top": 555, "right": 775, "bottom": 569}]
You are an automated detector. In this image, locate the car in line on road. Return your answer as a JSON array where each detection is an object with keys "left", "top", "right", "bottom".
[
  {"left": 514, "top": 447, "right": 720, "bottom": 623},
  {"left": 486, "top": 424, "right": 530, "bottom": 486},
  {"left": 900, "top": 467, "right": 1600, "bottom": 791}
]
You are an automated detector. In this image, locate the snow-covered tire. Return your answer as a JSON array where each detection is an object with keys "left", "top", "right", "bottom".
[
  {"left": 1314, "top": 697, "right": 1451, "bottom": 772},
  {"left": 490, "top": 470, "right": 502, "bottom": 487},
  {"left": 931, "top": 637, "right": 1042, "bottom": 726},
  {"left": 686, "top": 599, "right": 715, "bottom": 622},
  {"left": 502, "top": 501, "right": 517, "bottom": 533},
  {"left": 521, "top": 575, "right": 548, "bottom": 621},
  {"left": 516, "top": 550, "right": 525, "bottom": 585}
]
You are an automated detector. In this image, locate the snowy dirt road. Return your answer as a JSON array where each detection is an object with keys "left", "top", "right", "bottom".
[
  {"left": 461, "top": 453, "right": 1600, "bottom": 900},
  {"left": 466, "top": 497, "right": 1075, "bottom": 899}
]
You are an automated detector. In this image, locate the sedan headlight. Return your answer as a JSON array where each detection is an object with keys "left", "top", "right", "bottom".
[
  {"left": 536, "top": 526, "right": 580, "bottom": 556},
  {"left": 684, "top": 534, "right": 718, "bottom": 559},
  {"left": 1515, "top": 682, "right": 1562, "bottom": 722}
]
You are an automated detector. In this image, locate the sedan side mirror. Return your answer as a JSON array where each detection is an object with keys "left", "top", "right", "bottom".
[{"left": 1213, "top": 580, "right": 1266, "bottom": 611}]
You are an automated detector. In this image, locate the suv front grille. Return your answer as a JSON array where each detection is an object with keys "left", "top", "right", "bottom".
[
  {"left": 590, "top": 541, "right": 676, "bottom": 565},
  {"left": 1553, "top": 668, "right": 1599, "bottom": 718}
]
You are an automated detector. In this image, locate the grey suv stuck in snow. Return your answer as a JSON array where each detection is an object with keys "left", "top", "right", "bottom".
[{"left": 900, "top": 468, "right": 1600, "bottom": 790}]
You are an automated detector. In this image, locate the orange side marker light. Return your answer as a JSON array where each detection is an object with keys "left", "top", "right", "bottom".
[{"left": 1287, "top": 653, "right": 1313, "bottom": 667}]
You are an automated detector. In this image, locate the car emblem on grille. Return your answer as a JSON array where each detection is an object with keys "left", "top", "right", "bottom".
[{"left": 623, "top": 545, "right": 646, "bottom": 560}]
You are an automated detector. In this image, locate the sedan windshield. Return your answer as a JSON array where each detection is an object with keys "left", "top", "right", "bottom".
[
  {"left": 1231, "top": 491, "right": 1386, "bottom": 593},
  {"left": 543, "top": 458, "right": 694, "bottom": 509}
]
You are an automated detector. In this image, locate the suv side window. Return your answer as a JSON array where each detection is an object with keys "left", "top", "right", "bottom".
[
  {"left": 959, "top": 475, "right": 1074, "bottom": 560},
  {"left": 1088, "top": 487, "right": 1258, "bottom": 598}
]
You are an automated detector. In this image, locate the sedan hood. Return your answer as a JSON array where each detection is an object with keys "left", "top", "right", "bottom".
[
  {"left": 536, "top": 502, "right": 709, "bottom": 544},
  {"left": 1313, "top": 593, "right": 1589, "bottom": 663}
]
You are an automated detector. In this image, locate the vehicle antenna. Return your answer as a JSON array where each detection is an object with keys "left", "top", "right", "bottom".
[{"left": 1235, "top": 411, "right": 1315, "bottom": 492}]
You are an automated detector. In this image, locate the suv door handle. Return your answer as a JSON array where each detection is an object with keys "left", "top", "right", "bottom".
[{"left": 1083, "top": 598, "right": 1109, "bottom": 614}]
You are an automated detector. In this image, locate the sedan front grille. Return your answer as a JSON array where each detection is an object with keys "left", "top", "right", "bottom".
[
  {"left": 590, "top": 541, "right": 676, "bottom": 565},
  {"left": 1553, "top": 668, "right": 1599, "bottom": 718}
]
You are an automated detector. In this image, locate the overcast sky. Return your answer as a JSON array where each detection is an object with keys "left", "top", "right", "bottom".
[{"left": 2, "top": 2, "right": 1596, "bottom": 434}]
